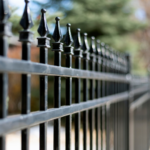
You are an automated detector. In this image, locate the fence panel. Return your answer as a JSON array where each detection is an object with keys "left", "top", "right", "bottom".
[{"left": 0, "top": 0, "right": 150, "bottom": 150}]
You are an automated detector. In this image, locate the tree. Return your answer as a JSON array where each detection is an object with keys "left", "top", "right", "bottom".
[
  {"left": 33, "top": 0, "right": 146, "bottom": 51},
  {"left": 32, "top": 0, "right": 149, "bottom": 75}
]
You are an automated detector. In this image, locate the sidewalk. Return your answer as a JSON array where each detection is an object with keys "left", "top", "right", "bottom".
[{"left": 6, "top": 124, "right": 94, "bottom": 150}]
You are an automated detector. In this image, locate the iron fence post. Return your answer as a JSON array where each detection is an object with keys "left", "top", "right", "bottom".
[
  {"left": 105, "top": 46, "right": 110, "bottom": 150},
  {"left": 64, "top": 23, "right": 74, "bottom": 150},
  {"left": 89, "top": 36, "right": 96, "bottom": 150},
  {"left": 52, "top": 17, "right": 63, "bottom": 150},
  {"left": 74, "top": 28, "right": 83, "bottom": 150},
  {"left": 37, "top": 9, "right": 50, "bottom": 150},
  {"left": 0, "top": 0, "right": 11, "bottom": 149},
  {"left": 101, "top": 42, "right": 107, "bottom": 150},
  {"left": 19, "top": 1, "right": 34, "bottom": 150},
  {"left": 95, "top": 40, "right": 101, "bottom": 150},
  {"left": 126, "top": 54, "right": 131, "bottom": 150},
  {"left": 82, "top": 33, "right": 90, "bottom": 150}
]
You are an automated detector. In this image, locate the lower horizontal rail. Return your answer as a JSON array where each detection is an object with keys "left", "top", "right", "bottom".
[
  {"left": 131, "top": 84, "right": 149, "bottom": 95},
  {"left": 0, "top": 85, "right": 148, "bottom": 136},
  {"left": 130, "top": 92, "right": 150, "bottom": 110},
  {"left": 0, "top": 92, "right": 128, "bottom": 136}
]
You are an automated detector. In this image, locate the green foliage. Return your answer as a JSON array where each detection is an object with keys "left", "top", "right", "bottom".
[
  {"left": 8, "top": 0, "right": 148, "bottom": 113},
  {"left": 9, "top": 7, "right": 63, "bottom": 37},
  {"left": 60, "top": 0, "right": 146, "bottom": 51}
]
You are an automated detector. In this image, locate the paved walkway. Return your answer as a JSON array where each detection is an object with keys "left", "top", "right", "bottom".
[{"left": 6, "top": 125, "right": 94, "bottom": 150}]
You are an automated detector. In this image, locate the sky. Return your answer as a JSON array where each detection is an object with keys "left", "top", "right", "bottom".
[
  {"left": 10, "top": 0, "right": 146, "bottom": 20},
  {"left": 9, "top": 0, "right": 25, "bottom": 15}
]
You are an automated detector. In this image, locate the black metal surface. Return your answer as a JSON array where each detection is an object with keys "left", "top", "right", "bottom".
[
  {"left": 82, "top": 33, "right": 90, "bottom": 150},
  {"left": 19, "top": 1, "right": 33, "bottom": 150},
  {"left": 37, "top": 9, "right": 50, "bottom": 150},
  {"left": 64, "top": 23, "right": 74, "bottom": 150},
  {"left": 89, "top": 36, "right": 96, "bottom": 150},
  {"left": 0, "top": 0, "right": 11, "bottom": 149},
  {"left": 0, "top": 3, "right": 149, "bottom": 149},
  {"left": 0, "top": 91, "right": 129, "bottom": 136},
  {"left": 74, "top": 28, "right": 83, "bottom": 150},
  {"left": 0, "top": 56, "right": 129, "bottom": 81},
  {"left": 101, "top": 42, "right": 107, "bottom": 150},
  {"left": 52, "top": 17, "right": 63, "bottom": 150},
  {"left": 95, "top": 40, "right": 101, "bottom": 150}
]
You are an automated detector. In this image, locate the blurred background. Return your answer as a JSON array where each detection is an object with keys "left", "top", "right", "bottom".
[
  {"left": 5, "top": 0, "right": 150, "bottom": 149},
  {"left": 7, "top": 0, "right": 150, "bottom": 117},
  {"left": 7, "top": 0, "right": 150, "bottom": 114}
]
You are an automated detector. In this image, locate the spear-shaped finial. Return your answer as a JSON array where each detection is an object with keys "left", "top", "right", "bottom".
[
  {"left": 64, "top": 23, "right": 74, "bottom": 55},
  {"left": 105, "top": 45, "right": 109, "bottom": 59},
  {"left": 82, "top": 33, "right": 89, "bottom": 52},
  {"left": 0, "top": 0, "right": 11, "bottom": 23},
  {"left": 52, "top": 17, "right": 62, "bottom": 42},
  {"left": 74, "top": 28, "right": 82, "bottom": 58},
  {"left": 74, "top": 28, "right": 82, "bottom": 49},
  {"left": 37, "top": 9, "right": 50, "bottom": 48},
  {"left": 38, "top": 9, "right": 49, "bottom": 37},
  {"left": 20, "top": 0, "right": 34, "bottom": 30},
  {"left": 82, "top": 33, "right": 90, "bottom": 60},
  {"left": 64, "top": 23, "right": 73, "bottom": 46},
  {"left": 96, "top": 40, "right": 101, "bottom": 55},
  {"left": 90, "top": 36, "right": 96, "bottom": 54},
  {"left": 100, "top": 42, "right": 105, "bottom": 57}
]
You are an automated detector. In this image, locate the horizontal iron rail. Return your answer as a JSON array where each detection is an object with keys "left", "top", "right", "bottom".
[
  {"left": 131, "top": 78, "right": 149, "bottom": 86},
  {"left": 0, "top": 92, "right": 128, "bottom": 136},
  {"left": 130, "top": 92, "right": 150, "bottom": 110},
  {"left": 0, "top": 85, "right": 148, "bottom": 136},
  {"left": 0, "top": 56, "right": 129, "bottom": 82},
  {"left": 130, "top": 84, "right": 149, "bottom": 96}
]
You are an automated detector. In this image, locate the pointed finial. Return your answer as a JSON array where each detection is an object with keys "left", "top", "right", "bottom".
[
  {"left": 82, "top": 33, "right": 90, "bottom": 60},
  {"left": 20, "top": 0, "right": 34, "bottom": 30},
  {"left": 0, "top": 0, "right": 11, "bottom": 23},
  {"left": 105, "top": 45, "right": 109, "bottom": 59},
  {"left": 100, "top": 42, "right": 105, "bottom": 57},
  {"left": 96, "top": 40, "right": 101, "bottom": 55},
  {"left": 64, "top": 23, "right": 73, "bottom": 46},
  {"left": 52, "top": 17, "right": 62, "bottom": 42},
  {"left": 74, "top": 28, "right": 82, "bottom": 57},
  {"left": 74, "top": 28, "right": 82, "bottom": 49},
  {"left": 37, "top": 9, "right": 49, "bottom": 37},
  {"left": 82, "top": 33, "right": 89, "bottom": 52},
  {"left": 90, "top": 36, "right": 96, "bottom": 54}
]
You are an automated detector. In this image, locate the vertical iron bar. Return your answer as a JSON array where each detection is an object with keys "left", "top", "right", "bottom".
[
  {"left": 96, "top": 40, "right": 101, "bottom": 150},
  {"left": 82, "top": 33, "right": 90, "bottom": 150},
  {"left": 75, "top": 57, "right": 81, "bottom": 150},
  {"left": 117, "top": 55, "right": 120, "bottom": 150},
  {"left": 40, "top": 47, "right": 48, "bottom": 150},
  {"left": 37, "top": 9, "right": 50, "bottom": 150},
  {"left": 54, "top": 51, "right": 61, "bottom": 150},
  {"left": 83, "top": 59, "right": 89, "bottom": 150},
  {"left": 65, "top": 54, "right": 72, "bottom": 150},
  {"left": 89, "top": 37, "right": 96, "bottom": 150},
  {"left": 52, "top": 17, "right": 63, "bottom": 150},
  {"left": 0, "top": 29, "right": 9, "bottom": 150},
  {"left": 126, "top": 54, "right": 131, "bottom": 150},
  {"left": 74, "top": 28, "right": 82, "bottom": 150},
  {"left": 19, "top": 1, "right": 34, "bottom": 149},
  {"left": 64, "top": 23, "right": 74, "bottom": 150},
  {"left": 101, "top": 43, "right": 106, "bottom": 150},
  {"left": 0, "top": 1, "right": 11, "bottom": 149},
  {"left": 105, "top": 46, "right": 110, "bottom": 150},
  {"left": 21, "top": 42, "right": 31, "bottom": 150},
  {"left": 114, "top": 52, "right": 118, "bottom": 150}
]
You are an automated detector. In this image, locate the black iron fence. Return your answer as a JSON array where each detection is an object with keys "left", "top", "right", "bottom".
[{"left": 0, "top": 0, "right": 150, "bottom": 150}]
